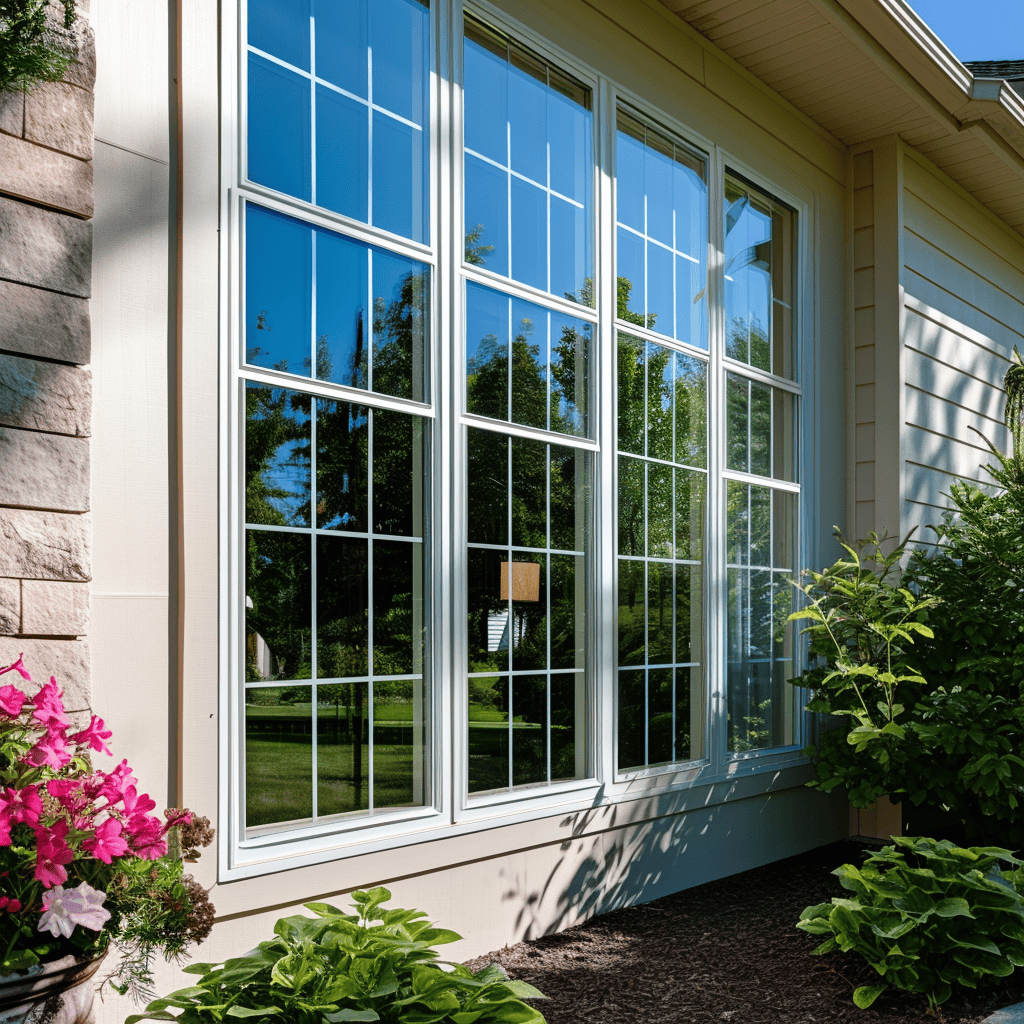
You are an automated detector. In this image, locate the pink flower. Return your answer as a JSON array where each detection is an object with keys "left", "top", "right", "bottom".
[
  {"left": 70, "top": 716, "right": 113, "bottom": 756},
  {"left": 122, "top": 786, "right": 156, "bottom": 819},
  {"left": 0, "top": 685, "right": 26, "bottom": 718},
  {"left": 46, "top": 780, "right": 88, "bottom": 820},
  {"left": 0, "top": 656, "right": 31, "bottom": 682},
  {"left": 0, "top": 785, "right": 42, "bottom": 827},
  {"left": 125, "top": 815, "right": 167, "bottom": 860},
  {"left": 34, "top": 821, "right": 73, "bottom": 888},
  {"left": 23, "top": 730, "right": 72, "bottom": 771},
  {"left": 97, "top": 761, "right": 136, "bottom": 803},
  {"left": 82, "top": 817, "right": 128, "bottom": 864},
  {"left": 28, "top": 678, "right": 69, "bottom": 731},
  {"left": 0, "top": 897, "right": 22, "bottom": 913}
]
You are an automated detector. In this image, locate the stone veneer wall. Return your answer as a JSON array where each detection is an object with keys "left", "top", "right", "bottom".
[{"left": 0, "top": 0, "right": 94, "bottom": 713}]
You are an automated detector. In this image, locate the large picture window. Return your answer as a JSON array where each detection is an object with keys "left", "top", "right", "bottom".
[{"left": 228, "top": 0, "right": 806, "bottom": 863}]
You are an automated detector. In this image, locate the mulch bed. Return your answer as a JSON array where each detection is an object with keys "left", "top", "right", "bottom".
[{"left": 464, "top": 840, "right": 1024, "bottom": 1023}]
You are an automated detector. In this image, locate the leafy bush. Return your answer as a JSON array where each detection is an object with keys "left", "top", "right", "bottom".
[
  {"left": 788, "top": 531, "right": 937, "bottom": 808},
  {"left": 127, "top": 886, "right": 548, "bottom": 1024},
  {"left": 0, "top": 0, "right": 78, "bottom": 93},
  {"left": 798, "top": 837, "right": 1024, "bottom": 1011}
]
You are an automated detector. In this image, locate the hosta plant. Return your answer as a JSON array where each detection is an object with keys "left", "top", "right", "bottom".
[
  {"left": 797, "top": 837, "right": 1024, "bottom": 1011},
  {"left": 127, "top": 886, "right": 548, "bottom": 1024}
]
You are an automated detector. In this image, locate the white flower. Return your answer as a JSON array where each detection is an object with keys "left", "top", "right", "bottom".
[{"left": 37, "top": 882, "right": 111, "bottom": 938}]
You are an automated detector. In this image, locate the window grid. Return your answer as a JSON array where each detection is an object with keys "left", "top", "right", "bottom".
[{"left": 230, "top": 0, "right": 809, "bottom": 865}]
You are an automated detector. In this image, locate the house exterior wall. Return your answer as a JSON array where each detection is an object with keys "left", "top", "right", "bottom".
[
  {"left": 900, "top": 152, "right": 1021, "bottom": 538},
  {"left": 0, "top": 2, "right": 95, "bottom": 714}
]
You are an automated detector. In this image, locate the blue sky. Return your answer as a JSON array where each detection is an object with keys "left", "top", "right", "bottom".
[{"left": 907, "top": 0, "right": 1024, "bottom": 62}]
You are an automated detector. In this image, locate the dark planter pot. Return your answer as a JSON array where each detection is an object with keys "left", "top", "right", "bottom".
[{"left": 0, "top": 953, "right": 105, "bottom": 1024}]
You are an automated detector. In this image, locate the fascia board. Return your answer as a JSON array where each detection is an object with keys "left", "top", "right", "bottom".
[{"left": 825, "top": 0, "right": 1024, "bottom": 168}]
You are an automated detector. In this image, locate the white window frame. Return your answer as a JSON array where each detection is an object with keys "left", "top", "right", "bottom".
[{"left": 217, "top": 0, "right": 817, "bottom": 882}]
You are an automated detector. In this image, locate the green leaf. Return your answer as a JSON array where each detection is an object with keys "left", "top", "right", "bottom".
[
  {"left": 225, "top": 1009, "right": 281, "bottom": 1018},
  {"left": 322, "top": 1011, "right": 381, "bottom": 1023},
  {"left": 416, "top": 928, "right": 463, "bottom": 946},
  {"left": 502, "top": 979, "right": 548, "bottom": 1000},
  {"left": 853, "top": 984, "right": 887, "bottom": 1009},
  {"left": 933, "top": 897, "right": 973, "bottom": 918}
]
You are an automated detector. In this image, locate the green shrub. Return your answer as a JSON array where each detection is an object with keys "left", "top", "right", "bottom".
[
  {"left": 0, "top": 0, "right": 78, "bottom": 93},
  {"left": 788, "top": 531, "right": 938, "bottom": 808},
  {"left": 797, "top": 837, "right": 1024, "bottom": 1011},
  {"left": 126, "top": 887, "right": 548, "bottom": 1024}
]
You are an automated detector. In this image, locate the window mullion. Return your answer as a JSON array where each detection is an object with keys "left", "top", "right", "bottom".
[{"left": 705, "top": 144, "right": 727, "bottom": 773}]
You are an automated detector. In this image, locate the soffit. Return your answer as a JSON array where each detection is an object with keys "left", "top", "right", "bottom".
[{"left": 657, "top": 0, "right": 1024, "bottom": 237}]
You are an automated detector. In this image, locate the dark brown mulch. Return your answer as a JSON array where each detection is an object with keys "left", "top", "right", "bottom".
[{"left": 464, "top": 840, "right": 1024, "bottom": 1023}]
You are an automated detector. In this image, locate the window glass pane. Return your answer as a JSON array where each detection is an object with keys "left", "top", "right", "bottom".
[
  {"left": 466, "top": 430, "right": 508, "bottom": 547},
  {"left": 724, "top": 174, "right": 795, "bottom": 379},
  {"left": 464, "top": 17, "right": 593, "bottom": 303},
  {"left": 616, "top": 332, "right": 707, "bottom": 772},
  {"left": 246, "top": 0, "right": 428, "bottom": 241},
  {"left": 512, "top": 674, "right": 547, "bottom": 787},
  {"left": 317, "top": 535, "right": 368, "bottom": 679},
  {"left": 468, "top": 677, "right": 509, "bottom": 793},
  {"left": 510, "top": 178, "right": 547, "bottom": 293},
  {"left": 372, "top": 678, "right": 426, "bottom": 810},
  {"left": 371, "top": 0, "right": 429, "bottom": 126},
  {"left": 726, "top": 485, "right": 797, "bottom": 753},
  {"left": 373, "top": 112, "right": 428, "bottom": 243},
  {"left": 316, "top": 231, "right": 368, "bottom": 389},
  {"left": 726, "top": 372, "right": 795, "bottom": 482},
  {"left": 373, "top": 539, "right": 424, "bottom": 676},
  {"left": 316, "top": 400, "right": 368, "bottom": 532},
  {"left": 464, "top": 156, "right": 508, "bottom": 277},
  {"left": 464, "top": 24, "right": 507, "bottom": 164},
  {"left": 616, "top": 109, "right": 708, "bottom": 348},
  {"left": 245, "top": 383, "right": 311, "bottom": 528},
  {"left": 317, "top": 682, "right": 369, "bottom": 817},
  {"left": 316, "top": 88, "right": 368, "bottom": 224},
  {"left": 371, "top": 250, "right": 430, "bottom": 401},
  {"left": 248, "top": 0, "right": 309, "bottom": 70},
  {"left": 248, "top": 54, "right": 311, "bottom": 201},
  {"left": 247, "top": 205, "right": 429, "bottom": 400},
  {"left": 245, "top": 530, "right": 312, "bottom": 682},
  {"left": 466, "top": 421, "right": 590, "bottom": 795},
  {"left": 246, "top": 687, "right": 312, "bottom": 829},
  {"left": 466, "top": 283, "right": 591, "bottom": 438},
  {"left": 315, "top": 4, "right": 365, "bottom": 95},
  {"left": 246, "top": 205, "right": 312, "bottom": 374}
]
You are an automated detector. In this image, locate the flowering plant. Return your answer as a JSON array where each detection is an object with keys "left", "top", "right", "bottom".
[{"left": 0, "top": 655, "right": 215, "bottom": 999}]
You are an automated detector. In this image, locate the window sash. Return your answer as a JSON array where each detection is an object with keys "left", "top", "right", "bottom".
[{"left": 224, "top": 0, "right": 810, "bottom": 869}]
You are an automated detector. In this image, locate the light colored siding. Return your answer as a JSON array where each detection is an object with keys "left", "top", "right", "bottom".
[
  {"left": 852, "top": 150, "right": 876, "bottom": 540},
  {"left": 900, "top": 155, "right": 1022, "bottom": 540}
]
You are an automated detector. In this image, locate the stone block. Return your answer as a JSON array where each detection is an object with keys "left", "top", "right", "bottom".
[
  {"left": 0, "top": 196, "right": 92, "bottom": 297},
  {"left": 0, "top": 637, "right": 90, "bottom": 711},
  {"left": 0, "top": 508, "right": 90, "bottom": 582},
  {"left": 21, "top": 580, "right": 88, "bottom": 636},
  {"left": 0, "top": 280, "right": 90, "bottom": 363},
  {"left": 0, "top": 355, "right": 90, "bottom": 436},
  {"left": 25, "top": 82, "right": 94, "bottom": 160},
  {"left": 0, "top": 579, "right": 18, "bottom": 634},
  {"left": 0, "top": 428, "right": 89, "bottom": 512},
  {"left": 63, "top": 16, "right": 95, "bottom": 91},
  {"left": 0, "top": 90, "right": 23, "bottom": 137},
  {"left": 0, "top": 131, "right": 93, "bottom": 217}
]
